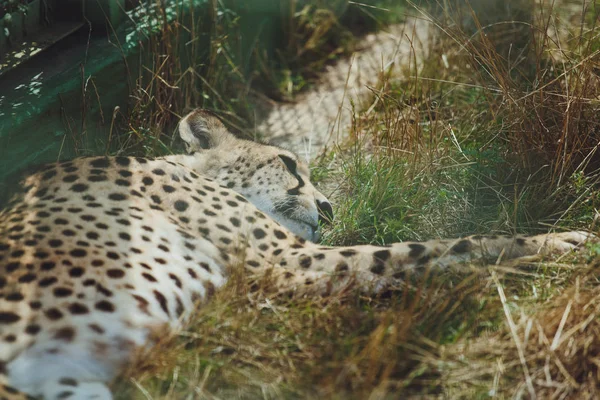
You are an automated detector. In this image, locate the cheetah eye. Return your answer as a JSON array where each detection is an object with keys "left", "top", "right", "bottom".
[{"left": 278, "top": 155, "right": 298, "bottom": 175}]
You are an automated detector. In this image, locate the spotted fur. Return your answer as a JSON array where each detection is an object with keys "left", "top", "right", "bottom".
[{"left": 0, "top": 110, "right": 592, "bottom": 399}]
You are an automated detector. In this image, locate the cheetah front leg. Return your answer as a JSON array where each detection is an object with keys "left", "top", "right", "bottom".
[{"left": 270, "top": 231, "right": 594, "bottom": 295}]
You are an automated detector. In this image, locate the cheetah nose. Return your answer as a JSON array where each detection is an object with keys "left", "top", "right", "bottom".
[{"left": 317, "top": 200, "right": 333, "bottom": 226}]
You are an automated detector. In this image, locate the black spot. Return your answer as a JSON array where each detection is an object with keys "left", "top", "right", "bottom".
[
  {"left": 18, "top": 273, "right": 37, "bottom": 283},
  {"left": 274, "top": 230, "right": 287, "bottom": 240},
  {"left": 54, "top": 327, "right": 75, "bottom": 341},
  {"left": 299, "top": 255, "right": 312, "bottom": 269},
  {"left": 199, "top": 262, "right": 211, "bottom": 272},
  {"left": 142, "top": 176, "right": 154, "bottom": 185},
  {"left": 39, "top": 277, "right": 58, "bottom": 287},
  {"left": 2, "top": 384, "right": 19, "bottom": 394},
  {"left": 108, "top": 193, "right": 127, "bottom": 201},
  {"left": 25, "top": 324, "right": 41, "bottom": 335},
  {"left": 5, "top": 262, "right": 19, "bottom": 273},
  {"left": 5, "top": 293, "right": 24, "bottom": 302},
  {"left": 45, "top": 308, "right": 63, "bottom": 320},
  {"left": 119, "top": 232, "right": 131, "bottom": 241},
  {"left": 95, "top": 300, "right": 115, "bottom": 312},
  {"left": 451, "top": 239, "right": 472, "bottom": 254},
  {"left": 40, "top": 261, "right": 57, "bottom": 271},
  {"left": 88, "top": 324, "right": 104, "bottom": 334},
  {"left": 0, "top": 313, "right": 20, "bottom": 324},
  {"left": 95, "top": 283, "right": 113, "bottom": 297},
  {"left": 408, "top": 243, "right": 426, "bottom": 258},
  {"left": 63, "top": 175, "right": 78, "bottom": 183},
  {"left": 107, "top": 269, "right": 125, "bottom": 278},
  {"left": 152, "top": 168, "right": 166, "bottom": 176},
  {"left": 29, "top": 301, "right": 42, "bottom": 310},
  {"left": 70, "top": 249, "right": 87, "bottom": 258},
  {"left": 253, "top": 228, "right": 267, "bottom": 240},
  {"left": 216, "top": 224, "right": 231, "bottom": 233},
  {"left": 115, "top": 179, "right": 131, "bottom": 187},
  {"left": 68, "top": 303, "right": 89, "bottom": 315},
  {"left": 88, "top": 175, "right": 108, "bottom": 182},
  {"left": 174, "top": 200, "right": 189, "bottom": 212},
  {"left": 69, "top": 267, "right": 84, "bottom": 278},
  {"left": 70, "top": 183, "right": 89, "bottom": 193},
  {"left": 115, "top": 157, "right": 131, "bottom": 166},
  {"left": 163, "top": 185, "right": 176, "bottom": 193},
  {"left": 154, "top": 290, "right": 169, "bottom": 316},
  {"left": 58, "top": 378, "right": 78, "bottom": 387},
  {"left": 335, "top": 262, "right": 349, "bottom": 272},
  {"left": 48, "top": 239, "right": 64, "bottom": 248},
  {"left": 53, "top": 287, "right": 73, "bottom": 297},
  {"left": 42, "top": 169, "right": 57, "bottom": 180},
  {"left": 340, "top": 250, "right": 357, "bottom": 257},
  {"left": 86, "top": 232, "right": 99, "bottom": 240},
  {"left": 417, "top": 255, "right": 431, "bottom": 266},
  {"left": 168, "top": 273, "right": 182, "bottom": 288},
  {"left": 90, "top": 158, "right": 110, "bottom": 168},
  {"left": 33, "top": 188, "right": 48, "bottom": 198},
  {"left": 373, "top": 249, "right": 391, "bottom": 262},
  {"left": 142, "top": 273, "right": 157, "bottom": 282},
  {"left": 516, "top": 238, "right": 526, "bottom": 246},
  {"left": 150, "top": 195, "right": 162, "bottom": 205},
  {"left": 370, "top": 264, "right": 385, "bottom": 275},
  {"left": 175, "top": 296, "right": 184, "bottom": 318}
]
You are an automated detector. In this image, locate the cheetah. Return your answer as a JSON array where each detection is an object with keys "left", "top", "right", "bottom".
[{"left": 0, "top": 109, "right": 592, "bottom": 399}]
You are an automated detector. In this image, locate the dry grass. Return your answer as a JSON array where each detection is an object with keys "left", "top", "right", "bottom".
[{"left": 438, "top": 255, "right": 600, "bottom": 399}]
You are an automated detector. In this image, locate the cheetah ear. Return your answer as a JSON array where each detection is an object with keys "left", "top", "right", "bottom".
[{"left": 178, "top": 109, "right": 232, "bottom": 152}]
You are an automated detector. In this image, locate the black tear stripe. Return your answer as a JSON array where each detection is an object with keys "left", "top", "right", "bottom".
[{"left": 279, "top": 155, "right": 305, "bottom": 195}]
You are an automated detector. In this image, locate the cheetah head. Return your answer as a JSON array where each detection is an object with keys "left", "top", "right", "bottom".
[{"left": 178, "top": 109, "right": 333, "bottom": 242}]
